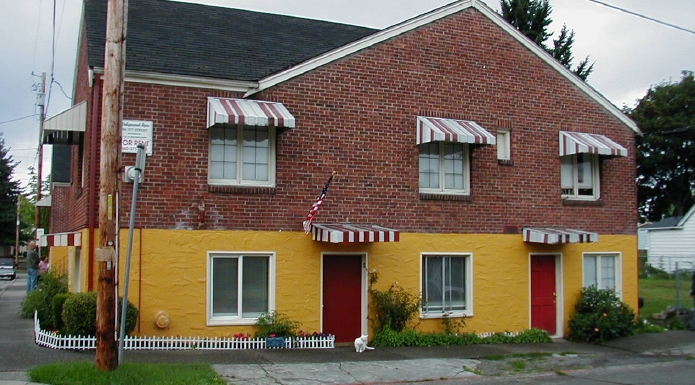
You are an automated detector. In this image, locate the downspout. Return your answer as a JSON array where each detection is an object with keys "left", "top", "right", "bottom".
[
  {"left": 88, "top": 74, "right": 100, "bottom": 291},
  {"left": 138, "top": 227, "right": 142, "bottom": 333}
]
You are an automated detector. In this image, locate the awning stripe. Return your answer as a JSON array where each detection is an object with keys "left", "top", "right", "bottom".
[
  {"left": 416, "top": 116, "right": 495, "bottom": 145},
  {"left": 40, "top": 232, "right": 82, "bottom": 247},
  {"left": 522, "top": 228, "right": 598, "bottom": 244},
  {"left": 311, "top": 223, "right": 400, "bottom": 243},
  {"left": 207, "top": 97, "right": 295, "bottom": 128},
  {"left": 559, "top": 131, "right": 627, "bottom": 157}
]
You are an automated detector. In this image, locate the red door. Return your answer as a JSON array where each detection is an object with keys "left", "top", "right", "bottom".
[
  {"left": 323, "top": 255, "right": 362, "bottom": 343},
  {"left": 531, "top": 255, "right": 557, "bottom": 335}
]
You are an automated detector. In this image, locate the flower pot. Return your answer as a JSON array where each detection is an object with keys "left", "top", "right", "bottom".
[{"left": 266, "top": 337, "right": 285, "bottom": 348}]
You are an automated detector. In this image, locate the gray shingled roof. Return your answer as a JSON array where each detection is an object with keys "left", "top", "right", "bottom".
[
  {"left": 84, "top": 0, "right": 378, "bottom": 82},
  {"left": 642, "top": 216, "right": 684, "bottom": 229}
]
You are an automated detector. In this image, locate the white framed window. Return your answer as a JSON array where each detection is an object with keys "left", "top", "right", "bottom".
[
  {"left": 421, "top": 253, "right": 473, "bottom": 318},
  {"left": 561, "top": 153, "right": 599, "bottom": 199},
  {"left": 419, "top": 142, "right": 470, "bottom": 194},
  {"left": 207, "top": 252, "right": 275, "bottom": 325},
  {"left": 583, "top": 253, "right": 621, "bottom": 294},
  {"left": 208, "top": 125, "right": 276, "bottom": 186},
  {"left": 497, "top": 130, "right": 511, "bottom": 160}
]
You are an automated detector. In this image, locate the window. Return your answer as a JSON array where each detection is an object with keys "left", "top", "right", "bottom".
[
  {"left": 207, "top": 252, "right": 275, "bottom": 325},
  {"left": 421, "top": 254, "right": 472, "bottom": 317},
  {"left": 561, "top": 153, "right": 599, "bottom": 199},
  {"left": 583, "top": 254, "right": 620, "bottom": 292},
  {"left": 208, "top": 125, "right": 275, "bottom": 186},
  {"left": 497, "top": 130, "right": 511, "bottom": 161},
  {"left": 419, "top": 142, "right": 470, "bottom": 194}
]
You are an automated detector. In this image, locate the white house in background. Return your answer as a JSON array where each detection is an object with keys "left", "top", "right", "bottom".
[{"left": 642, "top": 204, "right": 695, "bottom": 273}]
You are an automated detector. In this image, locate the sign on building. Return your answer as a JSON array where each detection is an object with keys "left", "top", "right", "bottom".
[{"left": 122, "top": 120, "right": 153, "bottom": 155}]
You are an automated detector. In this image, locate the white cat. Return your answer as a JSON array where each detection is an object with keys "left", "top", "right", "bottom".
[{"left": 354, "top": 334, "right": 374, "bottom": 353}]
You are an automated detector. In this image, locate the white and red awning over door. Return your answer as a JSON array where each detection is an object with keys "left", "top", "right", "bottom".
[
  {"left": 523, "top": 228, "right": 598, "bottom": 244},
  {"left": 311, "top": 223, "right": 400, "bottom": 243},
  {"left": 40, "top": 232, "right": 82, "bottom": 247},
  {"left": 416, "top": 116, "right": 496, "bottom": 145},
  {"left": 207, "top": 97, "right": 295, "bottom": 128},
  {"left": 559, "top": 131, "right": 627, "bottom": 157}
]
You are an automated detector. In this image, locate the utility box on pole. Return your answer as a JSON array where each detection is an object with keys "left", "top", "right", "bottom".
[{"left": 96, "top": 0, "right": 128, "bottom": 371}]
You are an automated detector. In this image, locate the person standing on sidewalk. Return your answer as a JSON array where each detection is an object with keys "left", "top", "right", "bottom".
[{"left": 26, "top": 241, "right": 40, "bottom": 293}]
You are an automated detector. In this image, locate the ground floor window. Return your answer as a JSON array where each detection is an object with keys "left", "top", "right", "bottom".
[
  {"left": 421, "top": 253, "right": 472, "bottom": 317},
  {"left": 207, "top": 252, "right": 274, "bottom": 325},
  {"left": 583, "top": 253, "right": 620, "bottom": 293}
]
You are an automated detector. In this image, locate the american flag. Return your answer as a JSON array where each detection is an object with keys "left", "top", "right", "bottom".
[{"left": 303, "top": 172, "right": 337, "bottom": 234}]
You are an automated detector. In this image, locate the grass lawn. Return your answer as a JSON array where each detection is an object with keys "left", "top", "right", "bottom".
[
  {"left": 638, "top": 277, "right": 692, "bottom": 318},
  {"left": 29, "top": 362, "right": 227, "bottom": 385}
]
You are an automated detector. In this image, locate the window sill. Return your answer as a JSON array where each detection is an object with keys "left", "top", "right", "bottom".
[
  {"left": 208, "top": 185, "right": 276, "bottom": 195},
  {"left": 421, "top": 312, "right": 471, "bottom": 319},
  {"left": 420, "top": 193, "right": 473, "bottom": 202},
  {"left": 562, "top": 198, "right": 604, "bottom": 207},
  {"left": 207, "top": 318, "right": 258, "bottom": 326}
]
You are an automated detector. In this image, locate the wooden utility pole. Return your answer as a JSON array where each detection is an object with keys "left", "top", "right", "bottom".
[
  {"left": 35, "top": 72, "right": 46, "bottom": 239},
  {"left": 96, "top": 0, "right": 127, "bottom": 371}
]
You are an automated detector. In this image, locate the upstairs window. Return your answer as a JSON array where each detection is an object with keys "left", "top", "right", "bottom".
[
  {"left": 419, "top": 142, "right": 470, "bottom": 194},
  {"left": 561, "top": 153, "right": 598, "bottom": 199},
  {"left": 208, "top": 125, "right": 275, "bottom": 187}
]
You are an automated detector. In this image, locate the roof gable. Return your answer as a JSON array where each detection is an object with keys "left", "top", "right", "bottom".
[{"left": 84, "top": 0, "right": 377, "bottom": 81}]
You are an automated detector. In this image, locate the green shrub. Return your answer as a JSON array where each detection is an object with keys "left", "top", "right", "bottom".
[
  {"left": 20, "top": 272, "right": 68, "bottom": 330},
  {"left": 62, "top": 292, "right": 139, "bottom": 336},
  {"left": 369, "top": 283, "right": 421, "bottom": 333},
  {"left": 567, "top": 286, "right": 635, "bottom": 343},
  {"left": 51, "top": 293, "right": 72, "bottom": 331},
  {"left": 370, "top": 328, "right": 551, "bottom": 347},
  {"left": 254, "top": 311, "right": 300, "bottom": 338}
]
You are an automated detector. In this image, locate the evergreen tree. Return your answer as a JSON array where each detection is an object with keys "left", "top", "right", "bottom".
[
  {"left": 0, "top": 134, "right": 22, "bottom": 248},
  {"left": 500, "top": 0, "right": 594, "bottom": 80},
  {"left": 628, "top": 71, "right": 695, "bottom": 221}
]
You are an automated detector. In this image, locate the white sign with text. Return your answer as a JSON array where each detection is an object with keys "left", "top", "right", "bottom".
[{"left": 122, "top": 120, "right": 153, "bottom": 155}]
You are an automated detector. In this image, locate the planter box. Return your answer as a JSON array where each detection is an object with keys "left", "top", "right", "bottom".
[{"left": 265, "top": 337, "right": 285, "bottom": 348}]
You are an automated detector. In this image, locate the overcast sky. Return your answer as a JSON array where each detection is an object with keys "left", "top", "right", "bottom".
[{"left": 1, "top": 0, "right": 693, "bottom": 189}]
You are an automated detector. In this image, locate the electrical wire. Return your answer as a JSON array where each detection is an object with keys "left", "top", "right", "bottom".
[
  {"left": 0, "top": 115, "right": 39, "bottom": 126},
  {"left": 585, "top": 0, "right": 695, "bottom": 36}
]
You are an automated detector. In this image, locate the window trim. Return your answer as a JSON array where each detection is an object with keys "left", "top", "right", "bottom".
[
  {"left": 419, "top": 252, "right": 473, "bottom": 319},
  {"left": 582, "top": 252, "right": 622, "bottom": 298},
  {"left": 206, "top": 251, "right": 276, "bottom": 326},
  {"left": 418, "top": 142, "right": 471, "bottom": 196},
  {"left": 497, "top": 129, "right": 511, "bottom": 161},
  {"left": 208, "top": 124, "right": 277, "bottom": 188},
  {"left": 561, "top": 153, "right": 599, "bottom": 200}
]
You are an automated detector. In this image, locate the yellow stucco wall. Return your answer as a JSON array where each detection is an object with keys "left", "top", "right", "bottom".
[{"left": 105, "top": 229, "right": 636, "bottom": 338}]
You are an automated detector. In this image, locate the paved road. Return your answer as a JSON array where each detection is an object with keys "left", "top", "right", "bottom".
[{"left": 2, "top": 273, "right": 695, "bottom": 384}]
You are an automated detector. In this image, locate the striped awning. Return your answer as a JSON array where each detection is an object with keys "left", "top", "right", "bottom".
[
  {"left": 416, "top": 116, "right": 495, "bottom": 145},
  {"left": 523, "top": 228, "right": 598, "bottom": 244},
  {"left": 311, "top": 224, "right": 400, "bottom": 243},
  {"left": 207, "top": 97, "right": 295, "bottom": 128},
  {"left": 559, "top": 131, "right": 627, "bottom": 157},
  {"left": 43, "top": 101, "right": 87, "bottom": 145},
  {"left": 40, "top": 232, "right": 82, "bottom": 247}
]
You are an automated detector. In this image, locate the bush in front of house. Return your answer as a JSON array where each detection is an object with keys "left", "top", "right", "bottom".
[
  {"left": 51, "top": 293, "right": 72, "bottom": 331},
  {"left": 370, "top": 328, "right": 551, "bottom": 347},
  {"left": 567, "top": 286, "right": 635, "bottom": 343},
  {"left": 62, "top": 292, "right": 139, "bottom": 336},
  {"left": 20, "top": 272, "right": 69, "bottom": 330},
  {"left": 254, "top": 311, "right": 301, "bottom": 338},
  {"left": 369, "top": 282, "right": 421, "bottom": 333}
]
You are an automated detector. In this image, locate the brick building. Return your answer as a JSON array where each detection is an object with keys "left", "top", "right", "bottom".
[{"left": 42, "top": 0, "right": 639, "bottom": 341}]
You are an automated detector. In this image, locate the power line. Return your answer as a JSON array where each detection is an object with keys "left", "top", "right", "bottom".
[
  {"left": 0, "top": 115, "right": 39, "bottom": 126},
  {"left": 585, "top": 0, "right": 695, "bottom": 36}
]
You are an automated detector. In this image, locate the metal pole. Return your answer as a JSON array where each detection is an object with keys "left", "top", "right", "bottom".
[
  {"left": 118, "top": 145, "right": 144, "bottom": 363},
  {"left": 675, "top": 262, "right": 680, "bottom": 312}
]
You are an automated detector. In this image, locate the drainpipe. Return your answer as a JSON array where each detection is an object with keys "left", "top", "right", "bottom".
[{"left": 88, "top": 74, "right": 100, "bottom": 291}]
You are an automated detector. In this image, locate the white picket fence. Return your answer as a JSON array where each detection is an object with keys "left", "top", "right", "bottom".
[{"left": 34, "top": 312, "right": 334, "bottom": 350}]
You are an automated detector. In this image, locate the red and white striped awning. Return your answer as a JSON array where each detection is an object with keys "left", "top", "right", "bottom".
[
  {"left": 523, "top": 228, "right": 598, "bottom": 244},
  {"left": 311, "top": 224, "right": 400, "bottom": 243},
  {"left": 40, "top": 232, "right": 82, "bottom": 247},
  {"left": 207, "top": 98, "right": 295, "bottom": 128},
  {"left": 416, "top": 116, "right": 495, "bottom": 145},
  {"left": 559, "top": 131, "right": 627, "bottom": 157}
]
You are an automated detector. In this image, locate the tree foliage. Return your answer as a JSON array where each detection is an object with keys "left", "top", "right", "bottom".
[
  {"left": 628, "top": 71, "right": 695, "bottom": 221},
  {"left": 500, "top": 0, "right": 594, "bottom": 80},
  {"left": 0, "top": 134, "right": 22, "bottom": 248}
]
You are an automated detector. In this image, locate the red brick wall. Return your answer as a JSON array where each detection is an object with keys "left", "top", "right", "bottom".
[{"left": 89, "top": 8, "right": 637, "bottom": 235}]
